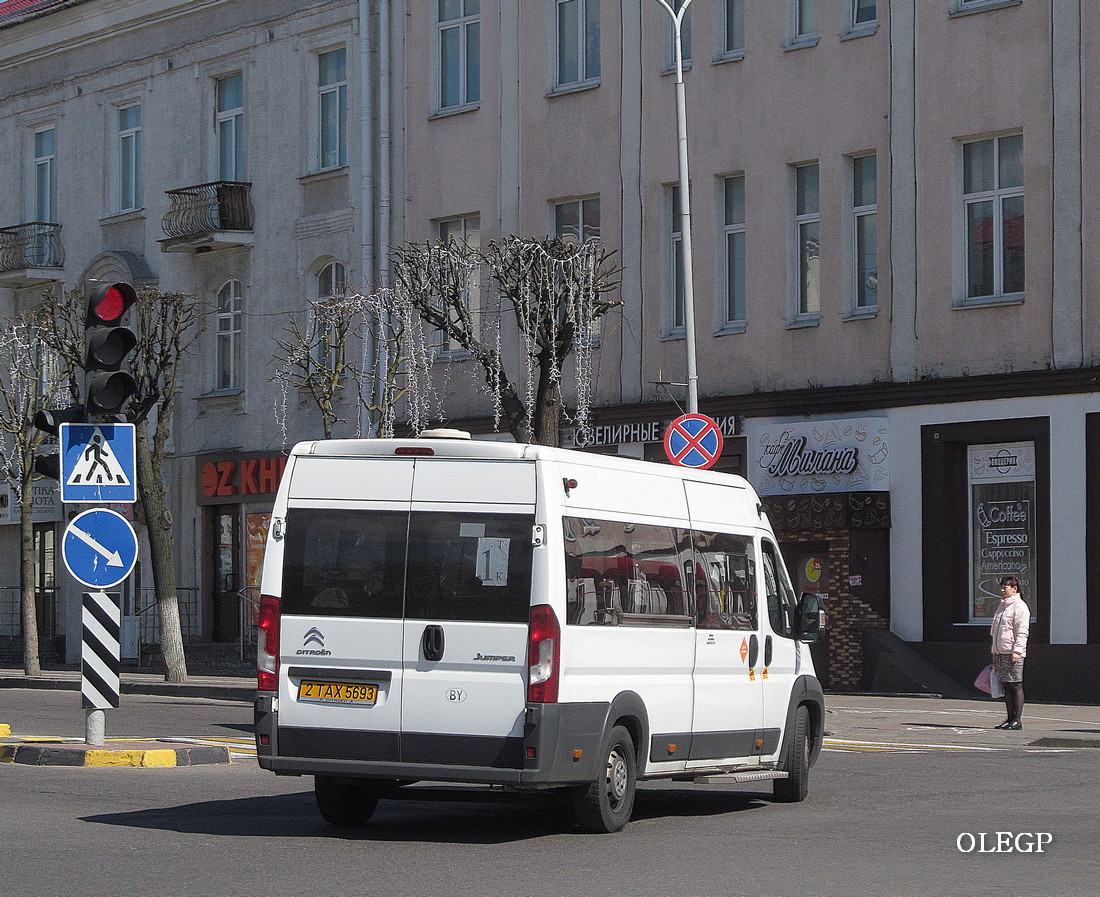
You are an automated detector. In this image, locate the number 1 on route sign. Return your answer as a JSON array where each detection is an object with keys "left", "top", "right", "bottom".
[{"left": 664, "top": 413, "right": 724, "bottom": 470}]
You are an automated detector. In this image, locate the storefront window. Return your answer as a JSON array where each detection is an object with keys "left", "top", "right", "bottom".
[{"left": 969, "top": 442, "right": 1035, "bottom": 621}]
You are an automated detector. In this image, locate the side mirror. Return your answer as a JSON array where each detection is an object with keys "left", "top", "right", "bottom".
[{"left": 796, "top": 591, "right": 826, "bottom": 643}]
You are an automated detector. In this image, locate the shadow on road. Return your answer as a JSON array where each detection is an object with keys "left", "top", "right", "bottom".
[{"left": 82, "top": 785, "right": 772, "bottom": 843}]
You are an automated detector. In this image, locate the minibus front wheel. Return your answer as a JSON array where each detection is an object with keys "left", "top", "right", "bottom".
[{"left": 572, "top": 725, "right": 637, "bottom": 833}]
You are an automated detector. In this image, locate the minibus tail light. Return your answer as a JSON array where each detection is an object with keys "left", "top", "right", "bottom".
[
  {"left": 527, "top": 604, "right": 560, "bottom": 703},
  {"left": 257, "top": 594, "right": 280, "bottom": 691}
]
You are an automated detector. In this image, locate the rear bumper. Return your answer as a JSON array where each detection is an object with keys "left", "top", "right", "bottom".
[{"left": 254, "top": 693, "right": 609, "bottom": 787}]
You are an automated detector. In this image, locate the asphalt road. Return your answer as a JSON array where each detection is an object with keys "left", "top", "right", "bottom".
[{"left": 2, "top": 691, "right": 1097, "bottom": 897}]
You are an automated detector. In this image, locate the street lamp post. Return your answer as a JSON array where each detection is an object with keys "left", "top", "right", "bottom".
[{"left": 653, "top": 0, "right": 699, "bottom": 414}]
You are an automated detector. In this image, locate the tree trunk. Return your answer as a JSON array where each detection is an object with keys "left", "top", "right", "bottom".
[
  {"left": 533, "top": 367, "right": 562, "bottom": 448},
  {"left": 18, "top": 489, "right": 41, "bottom": 676},
  {"left": 135, "top": 425, "right": 189, "bottom": 682}
]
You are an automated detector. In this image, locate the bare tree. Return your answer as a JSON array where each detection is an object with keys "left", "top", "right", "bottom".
[
  {"left": 273, "top": 290, "right": 425, "bottom": 441},
  {"left": 0, "top": 311, "right": 69, "bottom": 675},
  {"left": 390, "top": 236, "right": 622, "bottom": 446},
  {"left": 40, "top": 287, "right": 205, "bottom": 683}
]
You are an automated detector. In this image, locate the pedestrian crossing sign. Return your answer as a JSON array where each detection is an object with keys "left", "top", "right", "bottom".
[{"left": 59, "top": 422, "right": 137, "bottom": 504}]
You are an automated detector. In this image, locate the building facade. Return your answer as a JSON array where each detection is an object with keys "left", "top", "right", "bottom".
[{"left": 1, "top": 0, "right": 1097, "bottom": 699}]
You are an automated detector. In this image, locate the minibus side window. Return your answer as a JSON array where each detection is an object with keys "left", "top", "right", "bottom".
[
  {"left": 692, "top": 530, "right": 757, "bottom": 630},
  {"left": 761, "top": 540, "right": 797, "bottom": 638},
  {"left": 564, "top": 516, "right": 688, "bottom": 625}
]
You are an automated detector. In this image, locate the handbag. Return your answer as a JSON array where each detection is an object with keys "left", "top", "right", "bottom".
[{"left": 974, "top": 664, "right": 993, "bottom": 694}]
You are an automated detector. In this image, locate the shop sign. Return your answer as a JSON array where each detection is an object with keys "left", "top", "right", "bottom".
[
  {"left": 746, "top": 417, "right": 889, "bottom": 495},
  {"left": 0, "top": 481, "right": 62, "bottom": 524},
  {"left": 566, "top": 415, "right": 740, "bottom": 449},
  {"left": 969, "top": 442, "right": 1034, "bottom": 621},
  {"left": 198, "top": 454, "right": 288, "bottom": 505}
]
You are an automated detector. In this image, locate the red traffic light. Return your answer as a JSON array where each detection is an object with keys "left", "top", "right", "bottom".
[{"left": 88, "top": 282, "right": 138, "bottom": 325}]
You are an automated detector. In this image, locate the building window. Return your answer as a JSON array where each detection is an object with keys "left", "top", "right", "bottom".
[
  {"left": 439, "top": 0, "right": 480, "bottom": 111},
  {"left": 794, "top": 163, "right": 821, "bottom": 320},
  {"left": 843, "top": 0, "right": 876, "bottom": 37},
  {"left": 851, "top": 154, "right": 877, "bottom": 313},
  {"left": 314, "top": 261, "right": 347, "bottom": 368},
  {"left": 962, "top": 134, "right": 1024, "bottom": 302},
  {"left": 215, "top": 73, "right": 244, "bottom": 181},
  {"left": 216, "top": 280, "right": 243, "bottom": 391},
  {"left": 556, "top": 0, "right": 600, "bottom": 89},
  {"left": 951, "top": 0, "right": 1023, "bottom": 15},
  {"left": 788, "top": 0, "right": 819, "bottom": 46},
  {"left": 33, "top": 127, "right": 56, "bottom": 223},
  {"left": 718, "top": 0, "right": 745, "bottom": 58},
  {"left": 118, "top": 104, "right": 142, "bottom": 213},
  {"left": 554, "top": 196, "right": 600, "bottom": 245},
  {"left": 555, "top": 197, "right": 601, "bottom": 344},
  {"left": 853, "top": 0, "right": 875, "bottom": 24},
  {"left": 722, "top": 175, "right": 746, "bottom": 327},
  {"left": 319, "top": 49, "right": 348, "bottom": 170},
  {"left": 668, "top": 184, "right": 686, "bottom": 333},
  {"left": 434, "top": 214, "right": 480, "bottom": 354}
]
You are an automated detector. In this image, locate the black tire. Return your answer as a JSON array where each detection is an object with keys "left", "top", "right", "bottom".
[
  {"left": 773, "top": 704, "right": 811, "bottom": 803},
  {"left": 314, "top": 776, "right": 382, "bottom": 826},
  {"left": 572, "top": 725, "right": 637, "bottom": 833}
]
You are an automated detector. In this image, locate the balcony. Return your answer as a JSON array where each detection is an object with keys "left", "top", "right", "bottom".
[
  {"left": 159, "top": 181, "right": 254, "bottom": 253},
  {"left": 0, "top": 222, "right": 64, "bottom": 287}
]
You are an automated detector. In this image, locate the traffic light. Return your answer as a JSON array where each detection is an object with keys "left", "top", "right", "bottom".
[
  {"left": 84, "top": 281, "right": 138, "bottom": 419},
  {"left": 31, "top": 406, "right": 84, "bottom": 480}
]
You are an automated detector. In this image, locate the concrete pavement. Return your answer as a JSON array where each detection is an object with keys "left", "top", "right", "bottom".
[{"left": 2, "top": 668, "right": 1098, "bottom": 763}]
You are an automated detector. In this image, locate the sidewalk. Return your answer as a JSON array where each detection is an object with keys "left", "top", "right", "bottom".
[
  {"left": 0, "top": 667, "right": 255, "bottom": 702},
  {"left": 3, "top": 668, "right": 1098, "bottom": 753},
  {"left": 822, "top": 693, "right": 1100, "bottom": 751}
]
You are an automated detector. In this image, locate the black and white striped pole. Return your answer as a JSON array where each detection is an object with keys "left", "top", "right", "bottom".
[{"left": 81, "top": 590, "right": 122, "bottom": 744}]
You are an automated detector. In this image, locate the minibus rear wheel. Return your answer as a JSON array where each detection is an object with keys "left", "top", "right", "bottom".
[
  {"left": 572, "top": 725, "right": 637, "bottom": 833},
  {"left": 314, "top": 775, "right": 382, "bottom": 825}
]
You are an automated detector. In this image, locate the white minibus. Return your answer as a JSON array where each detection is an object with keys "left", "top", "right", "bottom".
[{"left": 255, "top": 432, "right": 825, "bottom": 832}]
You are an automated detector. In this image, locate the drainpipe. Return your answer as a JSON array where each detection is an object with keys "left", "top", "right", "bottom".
[
  {"left": 374, "top": 0, "right": 393, "bottom": 417},
  {"left": 358, "top": 0, "right": 377, "bottom": 435}
]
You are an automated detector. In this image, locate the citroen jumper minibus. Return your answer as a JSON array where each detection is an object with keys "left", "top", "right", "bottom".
[{"left": 254, "top": 432, "right": 824, "bottom": 833}]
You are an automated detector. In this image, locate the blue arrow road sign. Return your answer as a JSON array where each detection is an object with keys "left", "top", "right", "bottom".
[
  {"left": 60, "top": 423, "right": 137, "bottom": 503},
  {"left": 62, "top": 508, "right": 139, "bottom": 590}
]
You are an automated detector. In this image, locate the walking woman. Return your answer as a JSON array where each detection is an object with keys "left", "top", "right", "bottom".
[{"left": 990, "top": 575, "right": 1030, "bottom": 730}]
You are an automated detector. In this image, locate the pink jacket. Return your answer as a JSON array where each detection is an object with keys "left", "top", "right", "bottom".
[{"left": 991, "top": 595, "right": 1030, "bottom": 657}]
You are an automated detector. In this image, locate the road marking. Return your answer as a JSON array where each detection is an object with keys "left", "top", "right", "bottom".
[
  {"left": 161, "top": 736, "right": 256, "bottom": 758},
  {"left": 823, "top": 738, "right": 1002, "bottom": 754}
]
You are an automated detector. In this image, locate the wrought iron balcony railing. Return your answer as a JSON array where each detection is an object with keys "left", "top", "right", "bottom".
[
  {"left": 161, "top": 181, "right": 254, "bottom": 241},
  {"left": 0, "top": 222, "right": 64, "bottom": 272}
]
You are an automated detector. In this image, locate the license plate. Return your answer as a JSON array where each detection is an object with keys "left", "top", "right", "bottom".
[{"left": 297, "top": 680, "right": 378, "bottom": 705}]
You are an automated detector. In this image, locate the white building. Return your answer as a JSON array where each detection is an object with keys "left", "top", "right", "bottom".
[{"left": 1, "top": 0, "right": 1096, "bottom": 699}]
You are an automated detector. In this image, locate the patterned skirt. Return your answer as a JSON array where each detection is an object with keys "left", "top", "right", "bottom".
[{"left": 993, "top": 653, "right": 1025, "bottom": 684}]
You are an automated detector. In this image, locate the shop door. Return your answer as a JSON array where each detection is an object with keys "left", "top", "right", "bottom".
[{"left": 212, "top": 509, "right": 240, "bottom": 641}]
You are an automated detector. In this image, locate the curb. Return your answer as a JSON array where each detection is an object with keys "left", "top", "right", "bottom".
[{"left": 0, "top": 740, "right": 232, "bottom": 767}]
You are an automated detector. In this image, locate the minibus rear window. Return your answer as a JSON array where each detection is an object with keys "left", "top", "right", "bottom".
[{"left": 281, "top": 509, "right": 533, "bottom": 623}]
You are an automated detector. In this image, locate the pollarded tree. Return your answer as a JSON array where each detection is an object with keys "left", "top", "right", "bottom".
[
  {"left": 272, "top": 288, "right": 433, "bottom": 441},
  {"left": 0, "top": 311, "right": 70, "bottom": 676},
  {"left": 389, "top": 236, "right": 622, "bottom": 446},
  {"left": 39, "top": 287, "right": 205, "bottom": 683}
]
